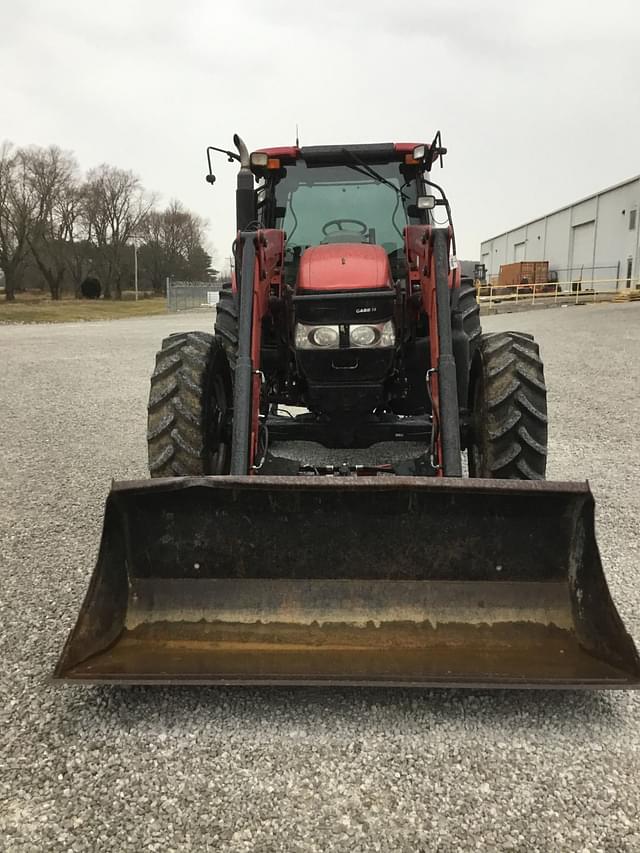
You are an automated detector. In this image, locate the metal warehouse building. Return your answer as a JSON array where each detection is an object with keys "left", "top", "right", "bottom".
[{"left": 480, "top": 175, "right": 640, "bottom": 290}]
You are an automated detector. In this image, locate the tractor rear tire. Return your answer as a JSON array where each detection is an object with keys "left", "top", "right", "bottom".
[
  {"left": 458, "top": 278, "right": 481, "bottom": 359},
  {"left": 214, "top": 285, "right": 238, "bottom": 372},
  {"left": 147, "top": 331, "right": 232, "bottom": 477},
  {"left": 468, "top": 331, "right": 548, "bottom": 480}
]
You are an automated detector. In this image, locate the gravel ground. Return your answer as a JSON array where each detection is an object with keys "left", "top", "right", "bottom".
[{"left": 1, "top": 303, "right": 639, "bottom": 852}]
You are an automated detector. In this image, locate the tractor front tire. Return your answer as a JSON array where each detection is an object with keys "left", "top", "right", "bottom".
[
  {"left": 147, "top": 331, "right": 232, "bottom": 477},
  {"left": 214, "top": 286, "right": 238, "bottom": 372},
  {"left": 458, "top": 278, "right": 481, "bottom": 360},
  {"left": 468, "top": 331, "right": 548, "bottom": 480}
]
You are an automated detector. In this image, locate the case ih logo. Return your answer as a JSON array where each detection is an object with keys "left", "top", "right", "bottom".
[{"left": 355, "top": 307, "right": 375, "bottom": 314}]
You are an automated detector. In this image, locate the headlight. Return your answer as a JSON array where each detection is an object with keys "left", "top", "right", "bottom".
[
  {"left": 350, "top": 325, "right": 377, "bottom": 347},
  {"left": 311, "top": 326, "right": 340, "bottom": 347},
  {"left": 295, "top": 323, "right": 340, "bottom": 349},
  {"left": 294, "top": 321, "right": 395, "bottom": 350},
  {"left": 350, "top": 321, "right": 395, "bottom": 349}
]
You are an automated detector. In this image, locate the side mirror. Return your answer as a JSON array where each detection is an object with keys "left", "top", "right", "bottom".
[
  {"left": 205, "top": 144, "right": 242, "bottom": 187},
  {"left": 206, "top": 147, "right": 216, "bottom": 186},
  {"left": 417, "top": 195, "right": 436, "bottom": 210}
]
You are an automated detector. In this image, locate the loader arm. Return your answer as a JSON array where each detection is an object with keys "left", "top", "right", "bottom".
[
  {"left": 405, "top": 225, "right": 462, "bottom": 475},
  {"left": 230, "top": 229, "right": 284, "bottom": 474}
]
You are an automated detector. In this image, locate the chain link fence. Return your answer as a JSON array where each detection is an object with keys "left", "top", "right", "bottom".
[
  {"left": 553, "top": 265, "right": 621, "bottom": 290},
  {"left": 166, "top": 279, "right": 230, "bottom": 312}
]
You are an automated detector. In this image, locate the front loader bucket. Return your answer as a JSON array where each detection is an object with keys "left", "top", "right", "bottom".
[{"left": 55, "top": 477, "right": 640, "bottom": 688}]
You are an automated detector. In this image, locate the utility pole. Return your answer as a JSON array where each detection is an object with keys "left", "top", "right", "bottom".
[
  {"left": 130, "top": 235, "right": 143, "bottom": 301},
  {"left": 133, "top": 241, "right": 139, "bottom": 301}
]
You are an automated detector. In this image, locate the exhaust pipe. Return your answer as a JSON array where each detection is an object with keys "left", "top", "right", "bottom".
[
  {"left": 233, "top": 133, "right": 250, "bottom": 169},
  {"left": 234, "top": 134, "right": 255, "bottom": 232}
]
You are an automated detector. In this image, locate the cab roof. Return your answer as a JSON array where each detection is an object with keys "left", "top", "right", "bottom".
[{"left": 252, "top": 142, "right": 426, "bottom": 165}]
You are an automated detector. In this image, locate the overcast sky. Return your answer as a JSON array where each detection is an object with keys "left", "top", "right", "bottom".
[{"left": 2, "top": 0, "right": 639, "bottom": 268}]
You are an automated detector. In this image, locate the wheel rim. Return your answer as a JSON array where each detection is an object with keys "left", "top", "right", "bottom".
[
  {"left": 469, "top": 364, "right": 489, "bottom": 478},
  {"left": 205, "top": 366, "right": 231, "bottom": 474}
]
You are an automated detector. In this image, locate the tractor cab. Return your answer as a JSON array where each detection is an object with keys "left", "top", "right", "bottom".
[{"left": 249, "top": 144, "right": 435, "bottom": 285}]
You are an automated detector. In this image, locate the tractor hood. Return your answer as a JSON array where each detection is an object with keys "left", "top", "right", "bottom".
[{"left": 296, "top": 244, "right": 393, "bottom": 293}]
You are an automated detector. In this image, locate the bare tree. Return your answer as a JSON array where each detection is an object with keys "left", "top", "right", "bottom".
[
  {"left": 20, "top": 145, "right": 80, "bottom": 300},
  {"left": 62, "top": 182, "right": 96, "bottom": 295},
  {"left": 139, "top": 200, "right": 215, "bottom": 291},
  {"left": 83, "top": 165, "right": 153, "bottom": 298},
  {"left": 0, "top": 142, "right": 38, "bottom": 301},
  {"left": 1, "top": 143, "right": 212, "bottom": 302}
]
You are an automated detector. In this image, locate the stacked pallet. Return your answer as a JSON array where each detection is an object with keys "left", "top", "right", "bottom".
[
  {"left": 613, "top": 289, "right": 640, "bottom": 303},
  {"left": 498, "top": 261, "right": 549, "bottom": 289}
]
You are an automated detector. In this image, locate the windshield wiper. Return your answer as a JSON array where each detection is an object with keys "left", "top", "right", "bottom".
[{"left": 341, "top": 148, "right": 410, "bottom": 201}]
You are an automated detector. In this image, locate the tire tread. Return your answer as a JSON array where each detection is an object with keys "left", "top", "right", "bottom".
[
  {"left": 147, "top": 331, "right": 227, "bottom": 477},
  {"left": 470, "top": 331, "right": 548, "bottom": 479}
]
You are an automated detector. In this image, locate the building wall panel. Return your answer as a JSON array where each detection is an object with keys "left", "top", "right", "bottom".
[
  {"left": 543, "top": 208, "right": 572, "bottom": 273},
  {"left": 525, "top": 219, "right": 546, "bottom": 260},
  {"left": 571, "top": 198, "right": 597, "bottom": 226}
]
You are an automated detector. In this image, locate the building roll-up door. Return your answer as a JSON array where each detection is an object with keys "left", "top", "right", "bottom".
[
  {"left": 513, "top": 242, "right": 526, "bottom": 262},
  {"left": 569, "top": 221, "right": 595, "bottom": 286}
]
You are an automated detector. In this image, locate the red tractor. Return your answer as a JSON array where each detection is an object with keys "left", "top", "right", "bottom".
[
  {"left": 149, "top": 135, "right": 546, "bottom": 480},
  {"left": 55, "top": 134, "right": 640, "bottom": 689}
]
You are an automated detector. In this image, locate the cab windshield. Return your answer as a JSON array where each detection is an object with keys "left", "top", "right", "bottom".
[{"left": 271, "top": 161, "right": 424, "bottom": 255}]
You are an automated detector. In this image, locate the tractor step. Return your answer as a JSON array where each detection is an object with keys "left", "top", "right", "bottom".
[
  {"left": 258, "top": 454, "right": 438, "bottom": 477},
  {"left": 265, "top": 413, "right": 433, "bottom": 448}
]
